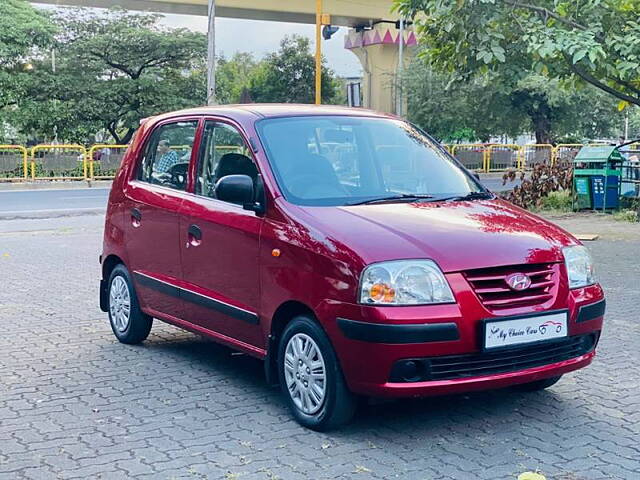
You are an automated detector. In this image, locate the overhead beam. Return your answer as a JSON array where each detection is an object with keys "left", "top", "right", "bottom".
[{"left": 33, "top": 0, "right": 396, "bottom": 26}]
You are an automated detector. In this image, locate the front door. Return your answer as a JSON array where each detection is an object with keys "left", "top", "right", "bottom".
[
  {"left": 179, "top": 120, "right": 264, "bottom": 349},
  {"left": 123, "top": 119, "right": 199, "bottom": 320}
]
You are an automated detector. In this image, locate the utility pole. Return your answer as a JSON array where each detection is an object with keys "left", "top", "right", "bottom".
[
  {"left": 52, "top": 48, "right": 58, "bottom": 144},
  {"left": 206, "top": 0, "right": 216, "bottom": 106},
  {"left": 397, "top": 18, "right": 404, "bottom": 116},
  {"left": 624, "top": 109, "right": 629, "bottom": 141},
  {"left": 315, "top": 0, "right": 322, "bottom": 105}
]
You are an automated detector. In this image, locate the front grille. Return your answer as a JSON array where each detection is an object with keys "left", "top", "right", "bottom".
[
  {"left": 465, "top": 263, "right": 558, "bottom": 311},
  {"left": 389, "top": 334, "right": 597, "bottom": 383}
]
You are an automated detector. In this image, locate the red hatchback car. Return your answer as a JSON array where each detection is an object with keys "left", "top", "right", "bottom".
[{"left": 100, "top": 105, "right": 605, "bottom": 430}]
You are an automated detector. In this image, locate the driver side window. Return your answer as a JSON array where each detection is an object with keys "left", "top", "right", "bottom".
[
  {"left": 138, "top": 121, "right": 198, "bottom": 191},
  {"left": 195, "top": 121, "right": 254, "bottom": 200}
]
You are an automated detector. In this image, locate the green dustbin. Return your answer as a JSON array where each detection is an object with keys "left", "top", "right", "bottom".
[{"left": 573, "top": 145, "right": 623, "bottom": 211}]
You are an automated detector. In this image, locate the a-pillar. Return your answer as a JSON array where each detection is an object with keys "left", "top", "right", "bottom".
[{"left": 344, "top": 23, "right": 417, "bottom": 114}]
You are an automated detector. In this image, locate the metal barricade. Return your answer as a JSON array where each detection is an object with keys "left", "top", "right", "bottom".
[
  {"left": 88, "top": 144, "right": 128, "bottom": 180},
  {"left": 451, "top": 144, "right": 488, "bottom": 172},
  {"left": 521, "top": 144, "right": 553, "bottom": 169},
  {"left": 553, "top": 144, "right": 583, "bottom": 168},
  {"left": 487, "top": 144, "right": 520, "bottom": 171},
  {"left": 0, "top": 145, "right": 28, "bottom": 180},
  {"left": 30, "top": 144, "right": 88, "bottom": 180}
]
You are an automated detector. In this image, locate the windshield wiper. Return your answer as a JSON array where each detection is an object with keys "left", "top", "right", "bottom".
[
  {"left": 347, "top": 193, "right": 435, "bottom": 206},
  {"left": 439, "top": 191, "right": 494, "bottom": 202}
]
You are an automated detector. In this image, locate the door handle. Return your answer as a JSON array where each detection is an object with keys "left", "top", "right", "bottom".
[
  {"left": 187, "top": 224, "right": 202, "bottom": 247},
  {"left": 131, "top": 208, "right": 142, "bottom": 228}
]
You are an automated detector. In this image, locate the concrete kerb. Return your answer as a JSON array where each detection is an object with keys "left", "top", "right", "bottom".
[{"left": 0, "top": 180, "right": 113, "bottom": 191}]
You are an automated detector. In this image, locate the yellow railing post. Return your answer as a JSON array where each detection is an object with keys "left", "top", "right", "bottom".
[
  {"left": 451, "top": 144, "right": 488, "bottom": 172},
  {"left": 30, "top": 147, "right": 35, "bottom": 180},
  {"left": 554, "top": 144, "right": 584, "bottom": 168},
  {"left": 520, "top": 144, "right": 553, "bottom": 169},
  {"left": 88, "top": 144, "right": 128, "bottom": 180},
  {"left": 0, "top": 145, "right": 29, "bottom": 181},
  {"left": 30, "top": 144, "right": 88, "bottom": 180},
  {"left": 487, "top": 144, "right": 520, "bottom": 172}
]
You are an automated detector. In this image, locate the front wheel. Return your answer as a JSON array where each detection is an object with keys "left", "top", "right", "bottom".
[
  {"left": 107, "top": 264, "right": 153, "bottom": 345},
  {"left": 514, "top": 375, "right": 562, "bottom": 392},
  {"left": 278, "top": 315, "right": 356, "bottom": 431}
]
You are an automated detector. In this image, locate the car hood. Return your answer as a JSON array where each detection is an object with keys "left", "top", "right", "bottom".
[{"left": 293, "top": 199, "right": 577, "bottom": 272}]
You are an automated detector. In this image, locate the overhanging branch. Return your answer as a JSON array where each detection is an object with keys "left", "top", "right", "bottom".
[
  {"left": 502, "top": 1, "right": 588, "bottom": 31},
  {"left": 566, "top": 56, "right": 640, "bottom": 106}
]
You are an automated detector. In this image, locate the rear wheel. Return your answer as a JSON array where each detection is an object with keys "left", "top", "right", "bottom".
[
  {"left": 278, "top": 315, "right": 356, "bottom": 431},
  {"left": 515, "top": 375, "right": 562, "bottom": 392},
  {"left": 107, "top": 264, "right": 152, "bottom": 344}
]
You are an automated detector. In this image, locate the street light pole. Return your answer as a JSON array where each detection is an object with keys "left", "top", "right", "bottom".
[
  {"left": 397, "top": 18, "right": 404, "bottom": 116},
  {"left": 206, "top": 0, "right": 216, "bottom": 106},
  {"left": 315, "top": 0, "right": 322, "bottom": 105}
]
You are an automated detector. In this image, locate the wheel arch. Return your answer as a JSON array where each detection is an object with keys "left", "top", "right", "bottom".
[
  {"left": 264, "top": 300, "right": 317, "bottom": 385},
  {"left": 100, "top": 254, "right": 125, "bottom": 312}
]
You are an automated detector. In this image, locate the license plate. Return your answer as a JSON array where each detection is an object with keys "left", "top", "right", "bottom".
[{"left": 483, "top": 312, "right": 568, "bottom": 350}]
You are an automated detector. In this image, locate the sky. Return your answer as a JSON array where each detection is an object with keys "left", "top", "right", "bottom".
[
  {"left": 161, "top": 14, "right": 362, "bottom": 78},
  {"left": 34, "top": 4, "right": 363, "bottom": 77}
]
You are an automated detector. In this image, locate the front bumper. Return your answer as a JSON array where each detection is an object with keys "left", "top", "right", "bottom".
[{"left": 318, "top": 285, "right": 605, "bottom": 398}]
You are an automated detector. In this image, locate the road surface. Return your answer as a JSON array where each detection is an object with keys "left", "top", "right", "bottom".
[
  {"left": 0, "top": 212, "right": 637, "bottom": 479},
  {"left": 0, "top": 188, "right": 110, "bottom": 219},
  {"left": 0, "top": 177, "right": 516, "bottom": 219}
]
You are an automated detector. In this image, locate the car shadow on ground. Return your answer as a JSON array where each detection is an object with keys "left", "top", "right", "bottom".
[{"left": 132, "top": 328, "right": 573, "bottom": 435}]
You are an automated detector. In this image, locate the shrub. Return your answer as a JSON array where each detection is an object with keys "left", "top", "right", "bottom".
[
  {"left": 539, "top": 190, "right": 572, "bottom": 212},
  {"left": 613, "top": 210, "right": 639, "bottom": 223},
  {"left": 501, "top": 162, "right": 573, "bottom": 210}
]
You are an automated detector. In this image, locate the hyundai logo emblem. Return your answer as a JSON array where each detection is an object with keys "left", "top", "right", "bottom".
[{"left": 506, "top": 273, "right": 532, "bottom": 291}]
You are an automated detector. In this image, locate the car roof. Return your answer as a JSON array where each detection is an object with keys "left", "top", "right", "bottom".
[{"left": 152, "top": 104, "right": 397, "bottom": 123}]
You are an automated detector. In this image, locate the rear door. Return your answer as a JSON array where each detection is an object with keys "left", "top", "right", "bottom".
[
  {"left": 178, "top": 119, "right": 264, "bottom": 349},
  {"left": 122, "top": 118, "right": 200, "bottom": 320}
]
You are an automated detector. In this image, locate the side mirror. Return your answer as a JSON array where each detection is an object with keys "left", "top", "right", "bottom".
[{"left": 215, "top": 174, "right": 264, "bottom": 214}]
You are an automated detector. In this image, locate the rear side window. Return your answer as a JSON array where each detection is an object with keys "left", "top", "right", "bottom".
[
  {"left": 195, "top": 121, "right": 255, "bottom": 199},
  {"left": 138, "top": 121, "right": 198, "bottom": 191}
]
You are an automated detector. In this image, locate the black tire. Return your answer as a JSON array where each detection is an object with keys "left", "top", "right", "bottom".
[
  {"left": 514, "top": 375, "right": 562, "bottom": 392},
  {"left": 277, "top": 315, "right": 356, "bottom": 431},
  {"left": 107, "top": 264, "right": 153, "bottom": 345}
]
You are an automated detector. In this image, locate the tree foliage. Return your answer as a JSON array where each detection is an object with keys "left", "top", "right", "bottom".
[
  {"left": 0, "top": 0, "right": 55, "bottom": 110},
  {"left": 1, "top": 8, "right": 343, "bottom": 144},
  {"left": 396, "top": 0, "right": 640, "bottom": 112},
  {"left": 249, "top": 36, "right": 340, "bottom": 104},
  {"left": 405, "top": 57, "right": 624, "bottom": 144}
]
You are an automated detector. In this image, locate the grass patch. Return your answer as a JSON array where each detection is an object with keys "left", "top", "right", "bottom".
[
  {"left": 613, "top": 209, "right": 639, "bottom": 223},
  {"left": 537, "top": 190, "right": 572, "bottom": 213}
]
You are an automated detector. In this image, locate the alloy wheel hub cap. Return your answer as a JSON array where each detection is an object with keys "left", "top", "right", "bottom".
[
  {"left": 284, "top": 333, "right": 326, "bottom": 415},
  {"left": 109, "top": 276, "right": 131, "bottom": 333}
]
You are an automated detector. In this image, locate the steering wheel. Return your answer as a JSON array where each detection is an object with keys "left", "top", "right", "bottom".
[
  {"left": 287, "top": 173, "right": 348, "bottom": 199},
  {"left": 166, "top": 163, "right": 189, "bottom": 190}
]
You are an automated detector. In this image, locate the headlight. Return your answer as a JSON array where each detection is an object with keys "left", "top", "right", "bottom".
[
  {"left": 563, "top": 245, "right": 595, "bottom": 289},
  {"left": 359, "top": 260, "right": 455, "bottom": 305}
]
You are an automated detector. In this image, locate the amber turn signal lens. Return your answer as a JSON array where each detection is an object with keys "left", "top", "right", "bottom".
[
  {"left": 271, "top": 249, "right": 281, "bottom": 257},
  {"left": 369, "top": 283, "right": 395, "bottom": 303}
]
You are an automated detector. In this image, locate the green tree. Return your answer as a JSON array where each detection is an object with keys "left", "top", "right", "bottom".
[
  {"left": 249, "top": 35, "right": 340, "bottom": 104},
  {"left": 216, "top": 52, "right": 258, "bottom": 104},
  {"left": 0, "top": 0, "right": 55, "bottom": 112},
  {"left": 405, "top": 62, "right": 526, "bottom": 142},
  {"left": 406, "top": 58, "right": 623, "bottom": 144},
  {"left": 13, "top": 7, "right": 207, "bottom": 144},
  {"left": 395, "top": 0, "right": 640, "bottom": 110}
]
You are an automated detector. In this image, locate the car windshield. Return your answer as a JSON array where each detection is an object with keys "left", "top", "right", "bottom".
[{"left": 256, "top": 115, "right": 485, "bottom": 206}]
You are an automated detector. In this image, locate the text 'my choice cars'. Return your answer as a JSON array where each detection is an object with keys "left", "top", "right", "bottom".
[{"left": 100, "top": 105, "right": 605, "bottom": 430}]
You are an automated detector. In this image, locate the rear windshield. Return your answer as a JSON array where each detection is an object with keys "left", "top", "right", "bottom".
[{"left": 256, "top": 115, "right": 482, "bottom": 206}]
